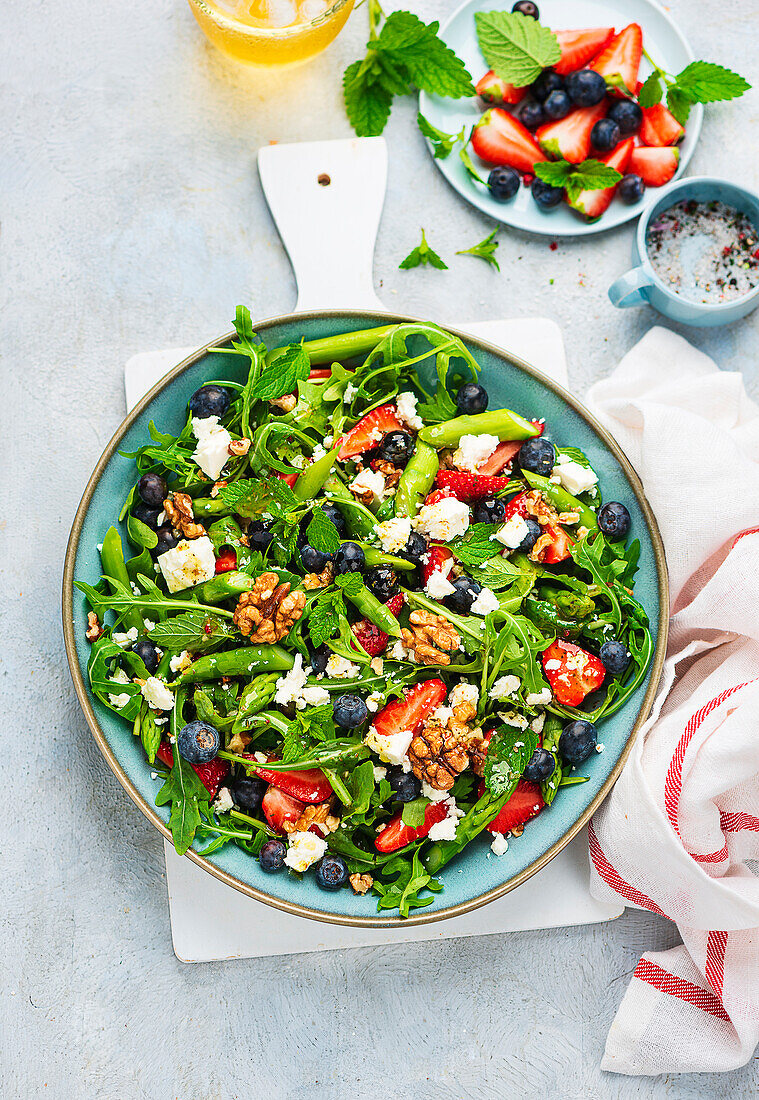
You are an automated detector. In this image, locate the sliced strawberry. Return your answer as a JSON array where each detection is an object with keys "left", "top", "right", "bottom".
[
  {"left": 352, "top": 592, "right": 404, "bottom": 657},
  {"left": 214, "top": 547, "right": 237, "bottom": 574},
  {"left": 540, "top": 525, "right": 574, "bottom": 564},
  {"left": 541, "top": 639, "right": 605, "bottom": 707},
  {"left": 262, "top": 786, "right": 306, "bottom": 834},
  {"left": 375, "top": 800, "right": 450, "bottom": 853},
  {"left": 553, "top": 26, "right": 614, "bottom": 75},
  {"left": 337, "top": 403, "right": 402, "bottom": 460},
  {"left": 590, "top": 23, "right": 643, "bottom": 95},
  {"left": 471, "top": 109, "right": 548, "bottom": 174},
  {"left": 640, "top": 103, "right": 685, "bottom": 147},
  {"left": 274, "top": 470, "right": 299, "bottom": 488},
  {"left": 567, "top": 137, "right": 634, "bottom": 221},
  {"left": 421, "top": 546, "right": 454, "bottom": 587},
  {"left": 435, "top": 470, "right": 512, "bottom": 500},
  {"left": 424, "top": 486, "right": 456, "bottom": 507},
  {"left": 487, "top": 780, "right": 545, "bottom": 834},
  {"left": 155, "top": 742, "right": 229, "bottom": 800},
  {"left": 254, "top": 766, "right": 333, "bottom": 804},
  {"left": 308, "top": 368, "right": 332, "bottom": 380},
  {"left": 503, "top": 492, "right": 530, "bottom": 520},
  {"left": 372, "top": 679, "right": 447, "bottom": 739},
  {"left": 477, "top": 439, "right": 521, "bottom": 475},
  {"left": 476, "top": 69, "right": 527, "bottom": 106},
  {"left": 537, "top": 101, "right": 607, "bottom": 164},
  {"left": 629, "top": 145, "right": 679, "bottom": 187}
]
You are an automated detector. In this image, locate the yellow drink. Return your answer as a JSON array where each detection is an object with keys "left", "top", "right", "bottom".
[{"left": 187, "top": 0, "right": 355, "bottom": 66}]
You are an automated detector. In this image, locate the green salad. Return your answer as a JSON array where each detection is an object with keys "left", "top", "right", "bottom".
[{"left": 76, "top": 311, "right": 652, "bottom": 917}]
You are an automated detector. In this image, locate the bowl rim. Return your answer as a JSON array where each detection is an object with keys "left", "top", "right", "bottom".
[{"left": 62, "top": 308, "right": 669, "bottom": 928}]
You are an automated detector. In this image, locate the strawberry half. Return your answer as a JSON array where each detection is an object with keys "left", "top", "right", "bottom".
[
  {"left": 337, "top": 403, "right": 402, "bottom": 460},
  {"left": 568, "top": 136, "right": 634, "bottom": 221},
  {"left": 476, "top": 70, "right": 527, "bottom": 106},
  {"left": 352, "top": 592, "right": 404, "bottom": 657},
  {"left": 590, "top": 23, "right": 643, "bottom": 95},
  {"left": 214, "top": 547, "right": 237, "bottom": 574},
  {"left": 486, "top": 779, "right": 545, "bottom": 834},
  {"left": 254, "top": 765, "right": 333, "bottom": 804},
  {"left": 262, "top": 786, "right": 305, "bottom": 834},
  {"left": 421, "top": 545, "right": 453, "bottom": 587},
  {"left": 274, "top": 470, "right": 299, "bottom": 488},
  {"left": 375, "top": 800, "right": 450, "bottom": 853},
  {"left": 553, "top": 26, "right": 614, "bottom": 76},
  {"left": 372, "top": 679, "right": 447, "bottom": 739},
  {"left": 541, "top": 639, "right": 605, "bottom": 707},
  {"left": 155, "top": 742, "right": 229, "bottom": 800},
  {"left": 537, "top": 101, "right": 607, "bottom": 164},
  {"left": 540, "top": 525, "right": 574, "bottom": 564},
  {"left": 471, "top": 109, "right": 548, "bottom": 174},
  {"left": 424, "top": 486, "right": 456, "bottom": 507},
  {"left": 629, "top": 145, "right": 679, "bottom": 187},
  {"left": 640, "top": 103, "right": 685, "bottom": 147},
  {"left": 435, "top": 470, "right": 512, "bottom": 500}
]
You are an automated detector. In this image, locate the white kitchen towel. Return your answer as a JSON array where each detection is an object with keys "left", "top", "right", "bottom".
[{"left": 585, "top": 326, "right": 759, "bottom": 1075}]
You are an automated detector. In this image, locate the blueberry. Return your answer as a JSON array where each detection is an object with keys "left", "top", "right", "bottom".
[
  {"left": 531, "top": 178, "right": 564, "bottom": 210},
  {"left": 488, "top": 166, "right": 520, "bottom": 203},
  {"left": 334, "top": 541, "right": 365, "bottom": 575},
  {"left": 378, "top": 430, "right": 415, "bottom": 468},
  {"left": 473, "top": 497, "right": 507, "bottom": 525},
  {"left": 608, "top": 98, "right": 643, "bottom": 136},
  {"left": 591, "top": 118, "right": 621, "bottom": 154},
  {"left": 314, "top": 853, "right": 349, "bottom": 891},
  {"left": 259, "top": 838, "right": 287, "bottom": 873},
  {"left": 456, "top": 382, "right": 489, "bottom": 415},
  {"left": 333, "top": 694, "right": 369, "bottom": 729},
  {"left": 565, "top": 69, "right": 607, "bottom": 107},
  {"left": 308, "top": 642, "right": 331, "bottom": 674},
  {"left": 320, "top": 503, "right": 347, "bottom": 538},
  {"left": 155, "top": 524, "right": 179, "bottom": 556},
  {"left": 248, "top": 520, "right": 274, "bottom": 552},
  {"left": 137, "top": 472, "right": 167, "bottom": 508},
  {"left": 543, "top": 89, "right": 572, "bottom": 120},
  {"left": 132, "top": 638, "right": 160, "bottom": 674},
  {"left": 597, "top": 501, "right": 631, "bottom": 540},
  {"left": 516, "top": 517, "right": 541, "bottom": 553},
  {"left": 600, "top": 640, "right": 632, "bottom": 676},
  {"left": 400, "top": 530, "right": 427, "bottom": 565},
  {"left": 132, "top": 502, "right": 161, "bottom": 531},
  {"left": 232, "top": 775, "right": 267, "bottom": 814},
  {"left": 177, "top": 719, "right": 220, "bottom": 764},
  {"left": 618, "top": 173, "right": 646, "bottom": 204},
  {"left": 520, "top": 101, "right": 546, "bottom": 130},
  {"left": 387, "top": 766, "right": 422, "bottom": 803},
  {"left": 512, "top": 0, "right": 539, "bottom": 17},
  {"left": 524, "top": 747, "right": 557, "bottom": 783},
  {"left": 559, "top": 719, "right": 597, "bottom": 765},
  {"left": 530, "top": 70, "right": 563, "bottom": 103},
  {"left": 188, "top": 385, "right": 230, "bottom": 420},
  {"left": 518, "top": 437, "right": 555, "bottom": 475},
  {"left": 444, "top": 574, "right": 482, "bottom": 614},
  {"left": 365, "top": 566, "right": 398, "bottom": 602},
  {"left": 301, "top": 544, "right": 331, "bottom": 572}
]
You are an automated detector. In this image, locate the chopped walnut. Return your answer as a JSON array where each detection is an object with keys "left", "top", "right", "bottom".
[
  {"left": 349, "top": 873, "right": 374, "bottom": 896},
  {"left": 163, "top": 492, "right": 206, "bottom": 540},
  {"left": 529, "top": 533, "right": 556, "bottom": 564},
  {"left": 85, "top": 611, "right": 104, "bottom": 643},
  {"left": 228, "top": 437, "right": 251, "bottom": 457},
  {"left": 233, "top": 572, "right": 306, "bottom": 642},
  {"left": 401, "top": 609, "right": 461, "bottom": 666},
  {"left": 270, "top": 393, "right": 297, "bottom": 413},
  {"left": 303, "top": 563, "right": 335, "bottom": 590},
  {"left": 452, "top": 695, "right": 477, "bottom": 724},
  {"left": 372, "top": 459, "right": 402, "bottom": 490},
  {"left": 227, "top": 730, "right": 252, "bottom": 755},
  {"left": 438, "top": 449, "right": 457, "bottom": 471},
  {"left": 510, "top": 824, "right": 525, "bottom": 838},
  {"left": 469, "top": 731, "right": 488, "bottom": 777},
  {"left": 210, "top": 479, "right": 227, "bottom": 499},
  {"left": 523, "top": 489, "right": 560, "bottom": 527},
  {"left": 283, "top": 800, "right": 339, "bottom": 836},
  {"left": 409, "top": 717, "right": 477, "bottom": 791},
  {"left": 350, "top": 483, "right": 375, "bottom": 507},
  {"left": 558, "top": 511, "right": 580, "bottom": 525}
]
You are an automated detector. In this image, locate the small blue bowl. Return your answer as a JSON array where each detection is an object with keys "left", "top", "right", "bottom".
[{"left": 609, "top": 176, "right": 759, "bottom": 326}]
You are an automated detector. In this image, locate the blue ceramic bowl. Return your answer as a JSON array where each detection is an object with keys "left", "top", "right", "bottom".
[
  {"left": 609, "top": 177, "right": 759, "bottom": 326},
  {"left": 63, "top": 311, "right": 668, "bottom": 927}
]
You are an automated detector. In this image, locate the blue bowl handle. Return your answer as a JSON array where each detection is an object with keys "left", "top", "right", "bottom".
[{"left": 608, "top": 266, "right": 654, "bottom": 309}]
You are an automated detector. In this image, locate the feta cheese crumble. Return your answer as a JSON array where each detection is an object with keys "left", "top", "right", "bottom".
[
  {"left": 191, "top": 416, "right": 232, "bottom": 481},
  {"left": 325, "top": 654, "right": 360, "bottom": 680},
  {"left": 365, "top": 726, "right": 413, "bottom": 767},
  {"left": 553, "top": 460, "right": 598, "bottom": 496},
  {"left": 395, "top": 391, "right": 423, "bottom": 431},
  {"left": 421, "top": 781, "right": 450, "bottom": 803},
  {"left": 427, "top": 797, "right": 464, "bottom": 842},
  {"left": 274, "top": 654, "right": 331, "bottom": 709},
  {"left": 350, "top": 467, "right": 387, "bottom": 503},
  {"left": 113, "top": 626, "right": 139, "bottom": 648},
  {"left": 490, "top": 832, "right": 509, "bottom": 856},
  {"left": 494, "top": 513, "right": 529, "bottom": 549},
  {"left": 525, "top": 688, "right": 552, "bottom": 706},
  {"left": 413, "top": 496, "right": 470, "bottom": 541},
  {"left": 169, "top": 650, "right": 193, "bottom": 675},
  {"left": 212, "top": 787, "right": 234, "bottom": 814},
  {"left": 389, "top": 640, "right": 409, "bottom": 661},
  {"left": 366, "top": 691, "right": 384, "bottom": 713},
  {"left": 158, "top": 537, "right": 216, "bottom": 593},
  {"left": 424, "top": 565, "right": 456, "bottom": 600},
  {"left": 375, "top": 516, "right": 411, "bottom": 554},
  {"left": 453, "top": 433, "right": 499, "bottom": 473},
  {"left": 284, "top": 831, "right": 327, "bottom": 873},
  {"left": 489, "top": 675, "right": 521, "bottom": 700},
  {"left": 141, "top": 677, "right": 174, "bottom": 711},
  {"left": 343, "top": 382, "right": 357, "bottom": 403},
  {"left": 373, "top": 766, "right": 387, "bottom": 782},
  {"left": 108, "top": 668, "right": 132, "bottom": 709},
  {"left": 470, "top": 587, "right": 500, "bottom": 616},
  {"left": 449, "top": 682, "right": 479, "bottom": 711}
]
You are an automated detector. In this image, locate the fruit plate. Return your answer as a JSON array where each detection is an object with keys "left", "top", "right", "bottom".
[
  {"left": 418, "top": 0, "right": 702, "bottom": 236},
  {"left": 63, "top": 309, "right": 668, "bottom": 927}
]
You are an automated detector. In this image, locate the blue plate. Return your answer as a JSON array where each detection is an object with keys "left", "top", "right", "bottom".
[
  {"left": 419, "top": 0, "right": 702, "bottom": 236},
  {"left": 63, "top": 311, "right": 668, "bottom": 926}
]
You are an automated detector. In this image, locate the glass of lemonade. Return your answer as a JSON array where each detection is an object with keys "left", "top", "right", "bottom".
[{"left": 187, "top": 0, "right": 355, "bottom": 66}]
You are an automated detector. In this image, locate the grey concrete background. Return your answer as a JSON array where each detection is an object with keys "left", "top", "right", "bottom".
[{"left": 2, "top": 0, "right": 758, "bottom": 1096}]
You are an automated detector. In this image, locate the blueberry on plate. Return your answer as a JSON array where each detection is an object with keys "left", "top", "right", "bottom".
[
  {"left": 334, "top": 541, "right": 365, "bottom": 574},
  {"left": 597, "top": 501, "right": 631, "bottom": 539},
  {"left": 131, "top": 502, "right": 162, "bottom": 531},
  {"left": 188, "top": 384, "right": 230, "bottom": 420},
  {"left": 520, "top": 101, "right": 546, "bottom": 130},
  {"left": 512, "top": 0, "right": 539, "bottom": 17},
  {"left": 301, "top": 543, "right": 331, "bottom": 572},
  {"left": 365, "top": 566, "right": 398, "bottom": 602},
  {"left": 456, "top": 382, "right": 489, "bottom": 415},
  {"left": 137, "top": 472, "right": 167, "bottom": 508},
  {"left": 387, "top": 766, "right": 422, "bottom": 803},
  {"left": 565, "top": 69, "right": 606, "bottom": 107},
  {"left": 559, "top": 719, "right": 597, "bottom": 765},
  {"left": 473, "top": 497, "right": 507, "bottom": 525},
  {"left": 530, "top": 69, "right": 563, "bottom": 103},
  {"left": 132, "top": 638, "right": 160, "bottom": 674},
  {"left": 608, "top": 98, "right": 643, "bottom": 136},
  {"left": 320, "top": 503, "right": 347, "bottom": 538},
  {"left": 618, "top": 173, "right": 646, "bottom": 204},
  {"left": 516, "top": 517, "right": 541, "bottom": 553},
  {"left": 155, "top": 524, "right": 178, "bottom": 556},
  {"left": 591, "top": 118, "right": 621, "bottom": 154},
  {"left": 488, "top": 166, "right": 520, "bottom": 203},
  {"left": 259, "top": 838, "right": 287, "bottom": 873},
  {"left": 177, "top": 719, "right": 220, "bottom": 764},
  {"left": 400, "top": 530, "right": 428, "bottom": 565},
  {"left": 524, "top": 747, "right": 557, "bottom": 783},
  {"left": 248, "top": 519, "right": 274, "bottom": 552},
  {"left": 543, "top": 89, "right": 572, "bottom": 120},
  {"left": 308, "top": 642, "right": 331, "bottom": 674},
  {"left": 232, "top": 776, "right": 267, "bottom": 814},
  {"left": 518, "top": 437, "right": 555, "bottom": 475},
  {"left": 378, "top": 430, "right": 415, "bottom": 467},
  {"left": 531, "top": 178, "right": 564, "bottom": 210},
  {"left": 600, "top": 639, "right": 632, "bottom": 676},
  {"left": 333, "top": 694, "right": 369, "bottom": 729},
  {"left": 314, "top": 853, "right": 349, "bottom": 891},
  {"left": 444, "top": 574, "right": 482, "bottom": 614}
]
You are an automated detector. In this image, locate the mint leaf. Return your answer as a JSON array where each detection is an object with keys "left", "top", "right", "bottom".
[
  {"left": 456, "top": 229, "right": 500, "bottom": 271},
  {"left": 343, "top": 58, "right": 394, "bottom": 137},
  {"left": 219, "top": 476, "right": 297, "bottom": 519},
  {"left": 533, "top": 160, "right": 573, "bottom": 188},
  {"left": 459, "top": 145, "right": 488, "bottom": 186},
  {"left": 637, "top": 70, "right": 663, "bottom": 108},
  {"left": 483, "top": 723, "right": 538, "bottom": 798},
  {"left": 475, "top": 11, "right": 561, "bottom": 87},
  {"left": 449, "top": 522, "right": 502, "bottom": 566},
  {"left": 399, "top": 228, "right": 448, "bottom": 271},
  {"left": 401, "top": 797, "right": 430, "bottom": 828},
  {"left": 334, "top": 571, "right": 364, "bottom": 597},
  {"left": 148, "top": 611, "right": 237, "bottom": 655},
  {"left": 306, "top": 508, "right": 341, "bottom": 555},
  {"left": 249, "top": 343, "right": 310, "bottom": 402},
  {"left": 674, "top": 60, "right": 751, "bottom": 103},
  {"left": 156, "top": 749, "right": 209, "bottom": 855},
  {"left": 417, "top": 112, "right": 465, "bottom": 160},
  {"left": 308, "top": 589, "right": 343, "bottom": 647},
  {"left": 375, "top": 12, "right": 475, "bottom": 99},
  {"left": 535, "top": 158, "right": 622, "bottom": 202},
  {"left": 666, "top": 86, "right": 692, "bottom": 126}
]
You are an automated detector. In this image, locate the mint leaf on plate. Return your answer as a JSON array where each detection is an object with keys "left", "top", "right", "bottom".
[
  {"left": 475, "top": 11, "right": 560, "bottom": 87},
  {"left": 483, "top": 723, "right": 538, "bottom": 798},
  {"left": 248, "top": 343, "right": 310, "bottom": 402},
  {"left": 534, "top": 158, "right": 622, "bottom": 201},
  {"left": 306, "top": 508, "right": 341, "bottom": 555},
  {"left": 417, "top": 112, "right": 465, "bottom": 160},
  {"left": 674, "top": 60, "right": 751, "bottom": 102},
  {"left": 637, "top": 70, "right": 663, "bottom": 108}
]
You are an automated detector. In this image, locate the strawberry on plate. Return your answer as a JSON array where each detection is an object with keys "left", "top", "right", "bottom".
[
  {"left": 435, "top": 470, "right": 512, "bottom": 500},
  {"left": 424, "top": 486, "right": 456, "bottom": 507},
  {"left": 486, "top": 779, "right": 545, "bottom": 834},
  {"left": 539, "top": 525, "right": 574, "bottom": 564},
  {"left": 214, "top": 547, "right": 237, "bottom": 574},
  {"left": 372, "top": 679, "right": 447, "bottom": 739},
  {"left": 262, "top": 786, "right": 305, "bottom": 834},
  {"left": 476, "top": 70, "right": 526, "bottom": 106},
  {"left": 537, "top": 101, "right": 607, "bottom": 164},
  {"left": 629, "top": 145, "right": 680, "bottom": 186},
  {"left": 274, "top": 469, "right": 299, "bottom": 488},
  {"left": 375, "top": 800, "right": 449, "bottom": 853},
  {"left": 337, "top": 403, "right": 402, "bottom": 460},
  {"left": 352, "top": 592, "right": 404, "bottom": 657},
  {"left": 553, "top": 26, "right": 614, "bottom": 76},
  {"left": 590, "top": 23, "right": 643, "bottom": 95},
  {"left": 640, "top": 103, "right": 686, "bottom": 147},
  {"left": 471, "top": 109, "right": 548, "bottom": 174},
  {"left": 155, "top": 742, "right": 229, "bottom": 800},
  {"left": 568, "top": 137, "right": 634, "bottom": 221},
  {"left": 421, "top": 545, "right": 453, "bottom": 587},
  {"left": 476, "top": 422, "right": 544, "bottom": 476},
  {"left": 254, "top": 765, "right": 333, "bottom": 804},
  {"left": 541, "top": 639, "right": 605, "bottom": 706}
]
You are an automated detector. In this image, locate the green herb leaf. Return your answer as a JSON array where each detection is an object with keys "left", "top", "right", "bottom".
[
  {"left": 666, "top": 86, "right": 692, "bottom": 126},
  {"left": 534, "top": 158, "right": 622, "bottom": 201},
  {"left": 456, "top": 229, "right": 500, "bottom": 271},
  {"left": 373, "top": 12, "right": 475, "bottom": 99},
  {"left": 474, "top": 11, "right": 561, "bottom": 87},
  {"left": 127, "top": 514, "right": 158, "bottom": 550},
  {"left": 417, "top": 112, "right": 465, "bottom": 159},
  {"left": 219, "top": 476, "right": 298, "bottom": 520},
  {"left": 459, "top": 145, "right": 488, "bottom": 186},
  {"left": 306, "top": 509, "right": 341, "bottom": 555},
  {"left": 637, "top": 70, "right": 663, "bottom": 107},
  {"left": 148, "top": 610, "right": 238, "bottom": 655},
  {"left": 308, "top": 588, "right": 343, "bottom": 647},
  {"left": 399, "top": 228, "right": 448, "bottom": 270},
  {"left": 448, "top": 522, "right": 502, "bottom": 566},
  {"left": 248, "top": 343, "right": 310, "bottom": 402},
  {"left": 401, "top": 797, "right": 430, "bottom": 829},
  {"left": 483, "top": 722, "right": 538, "bottom": 798},
  {"left": 674, "top": 60, "right": 751, "bottom": 103},
  {"left": 532, "top": 160, "right": 573, "bottom": 187},
  {"left": 155, "top": 748, "right": 209, "bottom": 855},
  {"left": 343, "top": 58, "right": 394, "bottom": 137},
  {"left": 334, "top": 571, "right": 364, "bottom": 597}
]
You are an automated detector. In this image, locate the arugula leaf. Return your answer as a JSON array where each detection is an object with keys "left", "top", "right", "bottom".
[
  {"left": 219, "top": 476, "right": 298, "bottom": 520},
  {"left": 637, "top": 70, "right": 663, "bottom": 108},
  {"left": 456, "top": 229, "right": 500, "bottom": 271},
  {"left": 417, "top": 112, "right": 465, "bottom": 159},
  {"left": 675, "top": 60, "right": 751, "bottom": 103},
  {"left": 483, "top": 722, "right": 538, "bottom": 798},
  {"left": 345, "top": 760, "right": 376, "bottom": 819},
  {"left": 127, "top": 514, "right": 158, "bottom": 550},
  {"left": 474, "top": 11, "right": 560, "bottom": 87},
  {"left": 155, "top": 748, "right": 209, "bottom": 855},
  {"left": 248, "top": 343, "right": 310, "bottom": 402},
  {"left": 459, "top": 145, "right": 488, "bottom": 186},
  {"left": 399, "top": 228, "right": 448, "bottom": 271},
  {"left": 306, "top": 508, "right": 341, "bottom": 555},
  {"left": 533, "top": 158, "right": 622, "bottom": 200},
  {"left": 148, "top": 610, "right": 238, "bottom": 655},
  {"left": 401, "top": 797, "right": 430, "bottom": 829},
  {"left": 448, "top": 522, "right": 502, "bottom": 566},
  {"left": 374, "top": 851, "right": 442, "bottom": 917},
  {"left": 137, "top": 702, "right": 162, "bottom": 764}
]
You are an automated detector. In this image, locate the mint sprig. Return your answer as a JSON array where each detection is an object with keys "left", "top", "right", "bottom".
[
  {"left": 533, "top": 158, "right": 622, "bottom": 201},
  {"left": 474, "top": 10, "right": 561, "bottom": 87},
  {"left": 399, "top": 228, "right": 448, "bottom": 271},
  {"left": 637, "top": 57, "right": 750, "bottom": 125},
  {"left": 456, "top": 229, "right": 500, "bottom": 271},
  {"left": 417, "top": 112, "right": 466, "bottom": 160}
]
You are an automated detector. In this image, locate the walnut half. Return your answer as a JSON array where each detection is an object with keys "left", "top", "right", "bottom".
[
  {"left": 233, "top": 572, "right": 305, "bottom": 643},
  {"left": 163, "top": 492, "right": 206, "bottom": 540},
  {"left": 408, "top": 717, "right": 476, "bottom": 791},
  {"left": 85, "top": 612, "right": 104, "bottom": 643},
  {"left": 401, "top": 610, "right": 461, "bottom": 666}
]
